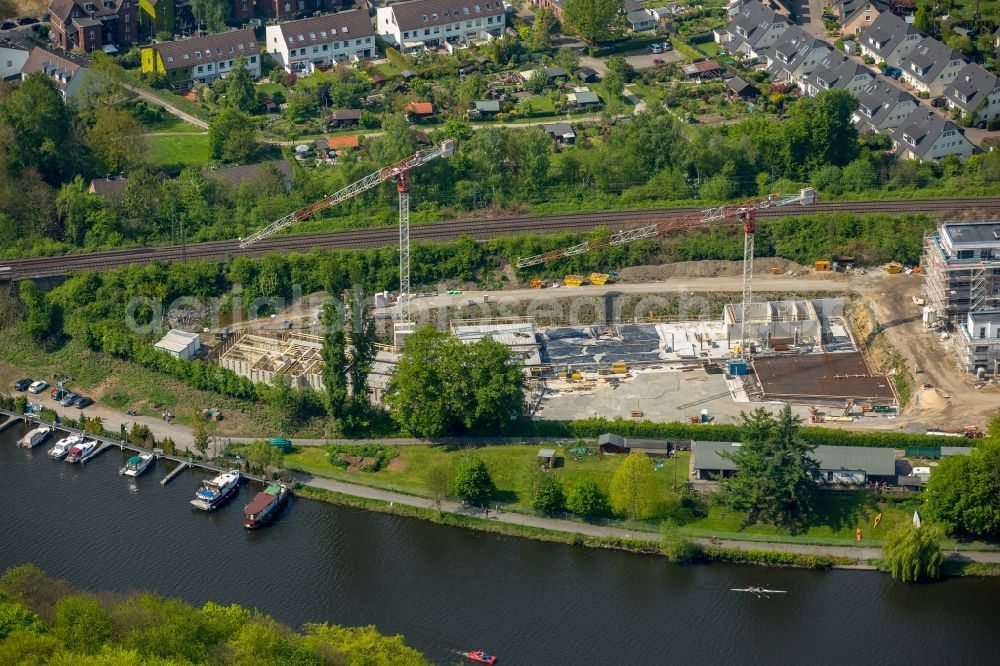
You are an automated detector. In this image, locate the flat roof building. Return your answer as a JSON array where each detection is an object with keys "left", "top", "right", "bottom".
[
  {"left": 922, "top": 220, "right": 1000, "bottom": 321},
  {"left": 692, "top": 441, "right": 896, "bottom": 484},
  {"left": 154, "top": 329, "right": 201, "bottom": 360}
]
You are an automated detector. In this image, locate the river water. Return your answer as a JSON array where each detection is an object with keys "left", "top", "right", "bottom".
[{"left": 2, "top": 422, "right": 998, "bottom": 665}]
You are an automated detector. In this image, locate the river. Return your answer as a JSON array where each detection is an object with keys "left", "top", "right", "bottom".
[{"left": 2, "top": 423, "right": 998, "bottom": 665}]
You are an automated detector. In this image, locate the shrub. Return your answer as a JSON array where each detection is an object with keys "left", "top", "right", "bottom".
[
  {"left": 326, "top": 444, "right": 398, "bottom": 473},
  {"left": 533, "top": 475, "right": 566, "bottom": 514},
  {"left": 566, "top": 478, "right": 611, "bottom": 517},
  {"left": 454, "top": 457, "right": 495, "bottom": 504}
]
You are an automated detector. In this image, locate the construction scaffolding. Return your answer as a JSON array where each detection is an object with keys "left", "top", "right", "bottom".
[{"left": 922, "top": 221, "right": 1000, "bottom": 321}]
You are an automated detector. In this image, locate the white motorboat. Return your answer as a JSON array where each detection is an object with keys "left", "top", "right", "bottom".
[
  {"left": 18, "top": 425, "right": 52, "bottom": 448},
  {"left": 48, "top": 433, "right": 84, "bottom": 459},
  {"left": 65, "top": 439, "right": 98, "bottom": 463},
  {"left": 191, "top": 469, "right": 241, "bottom": 511},
  {"left": 120, "top": 453, "right": 155, "bottom": 477}
]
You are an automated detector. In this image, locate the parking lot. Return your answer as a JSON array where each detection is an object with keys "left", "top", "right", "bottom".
[{"left": 624, "top": 48, "right": 685, "bottom": 70}]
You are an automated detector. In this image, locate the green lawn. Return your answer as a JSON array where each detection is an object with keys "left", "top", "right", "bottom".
[
  {"left": 146, "top": 133, "right": 211, "bottom": 173},
  {"left": 371, "top": 62, "right": 401, "bottom": 79},
  {"left": 143, "top": 115, "right": 206, "bottom": 134},
  {"left": 519, "top": 95, "right": 555, "bottom": 115},
  {"left": 281, "top": 443, "right": 917, "bottom": 544}
]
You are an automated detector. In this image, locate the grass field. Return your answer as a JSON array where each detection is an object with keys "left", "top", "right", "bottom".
[
  {"left": 146, "top": 133, "right": 211, "bottom": 173},
  {"left": 143, "top": 115, "right": 207, "bottom": 134},
  {"left": 281, "top": 442, "right": 918, "bottom": 544}
]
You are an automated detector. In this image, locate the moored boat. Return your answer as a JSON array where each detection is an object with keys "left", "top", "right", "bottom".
[
  {"left": 18, "top": 425, "right": 52, "bottom": 449},
  {"left": 120, "top": 453, "right": 155, "bottom": 477},
  {"left": 242, "top": 483, "right": 290, "bottom": 529},
  {"left": 65, "top": 439, "right": 98, "bottom": 463},
  {"left": 48, "top": 433, "right": 83, "bottom": 459},
  {"left": 191, "top": 470, "right": 241, "bottom": 511},
  {"left": 463, "top": 650, "right": 497, "bottom": 664}
]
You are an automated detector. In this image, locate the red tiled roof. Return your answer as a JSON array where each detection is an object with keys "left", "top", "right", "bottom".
[
  {"left": 405, "top": 101, "right": 434, "bottom": 115},
  {"left": 326, "top": 135, "right": 360, "bottom": 149}
]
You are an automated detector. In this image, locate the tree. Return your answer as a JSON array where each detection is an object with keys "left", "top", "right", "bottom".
[
  {"left": 208, "top": 108, "right": 259, "bottom": 164},
  {"left": 554, "top": 47, "right": 581, "bottom": 74},
  {"left": 19, "top": 281, "right": 61, "bottom": 344},
  {"left": 55, "top": 176, "right": 101, "bottom": 246},
  {"left": 0, "top": 73, "right": 73, "bottom": 183},
  {"left": 190, "top": 0, "right": 227, "bottom": 32},
  {"left": 347, "top": 289, "right": 375, "bottom": 415},
  {"left": 53, "top": 595, "right": 113, "bottom": 654},
  {"left": 719, "top": 405, "right": 819, "bottom": 525},
  {"left": 781, "top": 88, "right": 859, "bottom": 175},
  {"left": 320, "top": 300, "right": 349, "bottom": 427},
  {"left": 454, "top": 458, "right": 495, "bottom": 505},
  {"left": 924, "top": 440, "right": 1000, "bottom": 537},
  {"left": 533, "top": 475, "right": 566, "bottom": 514},
  {"left": 461, "top": 336, "right": 525, "bottom": 431},
  {"left": 606, "top": 56, "right": 635, "bottom": 83},
  {"left": 530, "top": 5, "right": 557, "bottom": 51},
  {"left": 193, "top": 417, "right": 210, "bottom": 458},
  {"left": 609, "top": 452, "right": 658, "bottom": 521},
  {"left": 424, "top": 464, "right": 451, "bottom": 511},
  {"left": 913, "top": 2, "right": 933, "bottom": 35},
  {"left": 85, "top": 107, "right": 146, "bottom": 174},
  {"left": 659, "top": 522, "right": 702, "bottom": 564},
  {"left": 882, "top": 523, "right": 944, "bottom": 582},
  {"left": 223, "top": 58, "right": 257, "bottom": 114},
  {"left": 562, "top": 0, "right": 625, "bottom": 44},
  {"left": 525, "top": 67, "right": 549, "bottom": 94},
  {"left": 566, "top": 478, "right": 610, "bottom": 516}
]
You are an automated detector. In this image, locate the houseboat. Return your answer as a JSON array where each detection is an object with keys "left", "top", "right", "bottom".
[
  {"left": 191, "top": 469, "right": 241, "bottom": 511},
  {"left": 48, "top": 433, "right": 83, "bottom": 459},
  {"left": 242, "top": 483, "right": 290, "bottom": 529},
  {"left": 65, "top": 439, "right": 98, "bottom": 463},
  {"left": 18, "top": 426, "right": 52, "bottom": 448},
  {"left": 120, "top": 453, "right": 155, "bottom": 477}
]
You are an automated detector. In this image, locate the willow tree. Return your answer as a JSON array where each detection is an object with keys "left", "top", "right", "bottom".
[{"left": 882, "top": 523, "right": 944, "bottom": 582}]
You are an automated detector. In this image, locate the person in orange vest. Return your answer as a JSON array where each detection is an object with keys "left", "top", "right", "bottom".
[{"left": 856, "top": 528, "right": 862, "bottom": 542}]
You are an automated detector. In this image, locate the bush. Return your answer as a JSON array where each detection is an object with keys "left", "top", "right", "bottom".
[
  {"left": 454, "top": 457, "right": 495, "bottom": 504},
  {"left": 566, "top": 478, "right": 611, "bottom": 517},
  {"left": 326, "top": 444, "right": 398, "bottom": 473},
  {"left": 532, "top": 474, "right": 566, "bottom": 514}
]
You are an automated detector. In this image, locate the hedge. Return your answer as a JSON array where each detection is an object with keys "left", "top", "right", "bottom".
[{"left": 702, "top": 546, "right": 856, "bottom": 569}]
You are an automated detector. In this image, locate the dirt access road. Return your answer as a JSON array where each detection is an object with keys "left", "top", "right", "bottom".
[{"left": 864, "top": 273, "right": 999, "bottom": 429}]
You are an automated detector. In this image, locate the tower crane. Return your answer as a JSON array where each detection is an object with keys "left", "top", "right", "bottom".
[
  {"left": 516, "top": 188, "right": 817, "bottom": 358},
  {"left": 239, "top": 139, "right": 458, "bottom": 321}
]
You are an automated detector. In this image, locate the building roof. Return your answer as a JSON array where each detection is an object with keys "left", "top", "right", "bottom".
[
  {"left": 682, "top": 60, "right": 721, "bottom": 76},
  {"left": 804, "top": 54, "right": 871, "bottom": 91},
  {"left": 627, "top": 9, "right": 653, "bottom": 24},
  {"left": 0, "top": 38, "right": 29, "bottom": 53},
  {"left": 21, "top": 46, "right": 89, "bottom": 91},
  {"left": 693, "top": 441, "right": 897, "bottom": 476},
  {"left": 154, "top": 329, "right": 200, "bottom": 353},
  {"left": 890, "top": 108, "right": 965, "bottom": 158},
  {"left": 385, "top": 0, "right": 505, "bottom": 32},
  {"left": 51, "top": 0, "right": 129, "bottom": 23},
  {"left": 404, "top": 101, "right": 434, "bottom": 114},
  {"left": 569, "top": 88, "right": 600, "bottom": 104},
  {"left": 944, "top": 63, "right": 999, "bottom": 111},
  {"left": 901, "top": 37, "right": 964, "bottom": 85},
  {"left": 325, "top": 135, "right": 360, "bottom": 150},
  {"left": 268, "top": 9, "right": 374, "bottom": 48},
  {"left": 538, "top": 448, "right": 556, "bottom": 458},
  {"left": 474, "top": 99, "right": 500, "bottom": 112},
  {"left": 88, "top": 175, "right": 128, "bottom": 196},
  {"left": 577, "top": 66, "right": 598, "bottom": 79},
  {"left": 727, "top": 1, "right": 785, "bottom": 50},
  {"left": 151, "top": 29, "right": 258, "bottom": 72},
  {"left": 861, "top": 12, "right": 918, "bottom": 60},
  {"left": 940, "top": 221, "right": 1000, "bottom": 248},
  {"left": 203, "top": 160, "right": 293, "bottom": 188},
  {"left": 541, "top": 121, "right": 574, "bottom": 137},
  {"left": 329, "top": 108, "right": 362, "bottom": 120},
  {"left": 726, "top": 75, "right": 757, "bottom": 94}
]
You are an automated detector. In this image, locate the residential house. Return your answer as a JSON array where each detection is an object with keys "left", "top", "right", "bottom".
[
  {"left": 836, "top": 0, "right": 888, "bottom": 35},
  {"left": 944, "top": 63, "right": 1000, "bottom": 124},
  {"left": 21, "top": 46, "right": 90, "bottom": 100},
  {"left": 48, "top": 0, "right": 138, "bottom": 52},
  {"left": 0, "top": 40, "right": 29, "bottom": 80},
  {"left": 88, "top": 174, "right": 128, "bottom": 196},
  {"left": 567, "top": 86, "right": 600, "bottom": 107},
  {"left": 798, "top": 54, "right": 873, "bottom": 96},
  {"left": 257, "top": 0, "right": 340, "bottom": 21},
  {"left": 471, "top": 99, "right": 500, "bottom": 118},
  {"left": 851, "top": 78, "right": 919, "bottom": 133},
  {"left": 626, "top": 9, "right": 655, "bottom": 32},
  {"left": 142, "top": 29, "right": 260, "bottom": 90},
  {"left": 203, "top": 160, "right": 294, "bottom": 190},
  {"left": 265, "top": 11, "right": 375, "bottom": 74},
  {"left": 717, "top": 1, "right": 790, "bottom": 59},
  {"left": 889, "top": 108, "right": 974, "bottom": 160},
  {"left": 954, "top": 310, "right": 1000, "bottom": 376},
  {"left": 648, "top": 6, "right": 672, "bottom": 23},
  {"left": 857, "top": 12, "right": 921, "bottom": 68},
  {"left": 534, "top": 0, "right": 564, "bottom": 21},
  {"left": 376, "top": 0, "right": 506, "bottom": 50},
  {"left": 761, "top": 25, "right": 831, "bottom": 84},
  {"left": 725, "top": 75, "right": 760, "bottom": 99},
  {"left": 899, "top": 37, "right": 966, "bottom": 97},
  {"left": 923, "top": 220, "right": 1000, "bottom": 320},
  {"left": 541, "top": 121, "right": 575, "bottom": 144}
]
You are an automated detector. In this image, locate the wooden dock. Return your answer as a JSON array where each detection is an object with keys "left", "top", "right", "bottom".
[
  {"left": 160, "top": 461, "right": 191, "bottom": 486},
  {"left": 0, "top": 415, "right": 20, "bottom": 432}
]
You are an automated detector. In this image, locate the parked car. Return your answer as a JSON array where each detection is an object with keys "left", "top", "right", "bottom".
[
  {"left": 931, "top": 97, "right": 947, "bottom": 108},
  {"left": 0, "top": 21, "right": 17, "bottom": 30},
  {"left": 662, "top": 42, "right": 673, "bottom": 51},
  {"left": 28, "top": 380, "right": 48, "bottom": 394},
  {"left": 14, "top": 379, "right": 31, "bottom": 391},
  {"left": 650, "top": 44, "right": 664, "bottom": 54},
  {"left": 882, "top": 66, "right": 902, "bottom": 79},
  {"left": 16, "top": 16, "right": 38, "bottom": 25},
  {"left": 60, "top": 392, "right": 80, "bottom": 407},
  {"left": 73, "top": 396, "right": 93, "bottom": 409},
  {"left": 50, "top": 387, "right": 68, "bottom": 401}
]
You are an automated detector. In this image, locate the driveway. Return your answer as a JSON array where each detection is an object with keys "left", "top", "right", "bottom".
[
  {"left": 794, "top": 0, "right": 828, "bottom": 39},
  {"left": 624, "top": 49, "right": 684, "bottom": 69},
  {"left": 963, "top": 127, "right": 1000, "bottom": 149}
]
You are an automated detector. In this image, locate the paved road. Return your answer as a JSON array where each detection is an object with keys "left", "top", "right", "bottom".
[{"left": 303, "top": 474, "right": 1000, "bottom": 564}]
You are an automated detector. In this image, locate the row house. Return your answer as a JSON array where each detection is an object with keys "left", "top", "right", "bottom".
[
  {"left": 798, "top": 54, "right": 873, "bottom": 96},
  {"left": 943, "top": 63, "right": 1000, "bottom": 124},
  {"left": 141, "top": 28, "right": 260, "bottom": 89},
  {"left": 715, "top": 0, "right": 789, "bottom": 59},
  {"left": 48, "top": 0, "right": 138, "bottom": 52},
  {"left": 835, "top": 0, "right": 888, "bottom": 36},
  {"left": 851, "top": 77, "right": 918, "bottom": 134},
  {"left": 265, "top": 10, "right": 375, "bottom": 74},
  {"left": 889, "top": 108, "right": 974, "bottom": 161},
  {"left": 899, "top": 37, "right": 966, "bottom": 98},
  {"left": 760, "top": 26, "right": 831, "bottom": 84},
  {"left": 0, "top": 40, "right": 30, "bottom": 80},
  {"left": 20, "top": 46, "right": 91, "bottom": 100},
  {"left": 857, "top": 12, "right": 920, "bottom": 68},
  {"left": 377, "top": 0, "right": 506, "bottom": 51},
  {"left": 257, "top": 0, "right": 341, "bottom": 22}
]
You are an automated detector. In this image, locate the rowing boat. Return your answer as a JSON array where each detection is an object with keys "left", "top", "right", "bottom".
[{"left": 731, "top": 586, "right": 787, "bottom": 598}]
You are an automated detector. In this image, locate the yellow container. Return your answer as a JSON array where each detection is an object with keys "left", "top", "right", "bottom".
[
  {"left": 571, "top": 372, "right": 583, "bottom": 380},
  {"left": 610, "top": 361, "right": 627, "bottom": 374},
  {"left": 564, "top": 275, "right": 585, "bottom": 287},
  {"left": 589, "top": 273, "right": 610, "bottom": 285},
  {"left": 815, "top": 260, "right": 831, "bottom": 271}
]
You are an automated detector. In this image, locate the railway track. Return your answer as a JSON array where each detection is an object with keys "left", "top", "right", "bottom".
[{"left": 2, "top": 197, "right": 998, "bottom": 280}]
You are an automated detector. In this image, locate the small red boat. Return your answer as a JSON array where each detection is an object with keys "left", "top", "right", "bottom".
[{"left": 464, "top": 650, "right": 497, "bottom": 664}]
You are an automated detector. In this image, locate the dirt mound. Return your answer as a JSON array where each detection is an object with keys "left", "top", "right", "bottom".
[
  {"left": 338, "top": 454, "right": 377, "bottom": 472},
  {"left": 620, "top": 258, "right": 808, "bottom": 282}
]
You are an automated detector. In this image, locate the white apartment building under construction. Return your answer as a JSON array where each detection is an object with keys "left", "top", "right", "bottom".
[{"left": 922, "top": 220, "right": 1000, "bottom": 375}]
